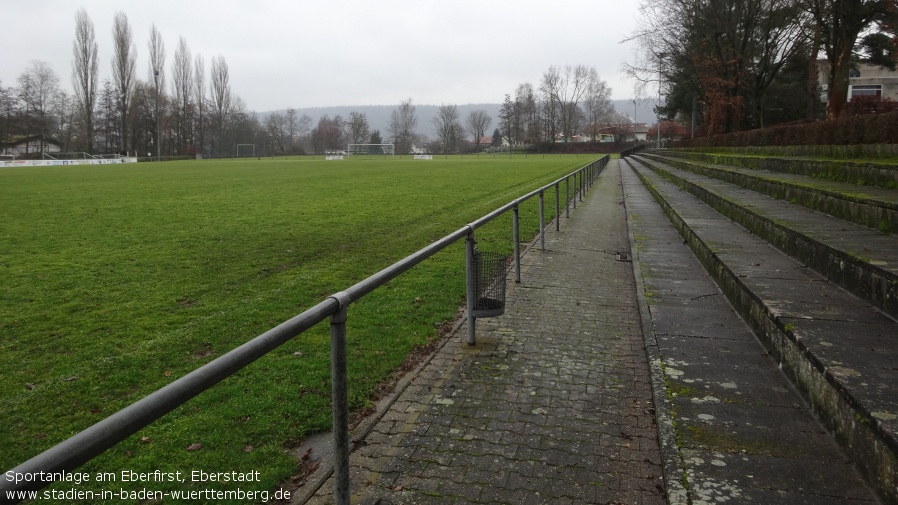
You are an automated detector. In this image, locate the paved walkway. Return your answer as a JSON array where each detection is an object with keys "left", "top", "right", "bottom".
[
  {"left": 301, "top": 160, "right": 665, "bottom": 504},
  {"left": 297, "top": 159, "right": 878, "bottom": 505}
]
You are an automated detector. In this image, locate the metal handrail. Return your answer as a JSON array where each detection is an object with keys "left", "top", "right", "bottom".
[{"left": 1, "top": 155, "right": 610, "bottom": 504}]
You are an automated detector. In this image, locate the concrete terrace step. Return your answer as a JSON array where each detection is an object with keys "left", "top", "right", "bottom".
[
  {"left": 657, "top": 148, "right": 898, "bottom": 190},
  {"left": 621, "top": 162, "right": 879, "bottom": 505},
  {"left": 624, "top": 155, "right": 898, "bottom": 504},
  {"left": 640, "top": 151, "right": 898, "bottom": 234},
  {"left": 631, "top": 153, "right": 898, "bottom": 320}
]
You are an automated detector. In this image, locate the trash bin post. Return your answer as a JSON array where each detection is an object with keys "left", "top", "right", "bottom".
[
  {"left": 512, "top": 202, "right": 521, "bottom": 283},
  {"left": 328, "top": 292, "right": 351, "bottom": 505},
  {"left": 465, "top": 230, "right": 476, "bottom": 346}
]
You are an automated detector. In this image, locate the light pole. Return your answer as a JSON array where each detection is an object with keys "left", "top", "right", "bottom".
[
  {"left": 656, "top": 53, "right": 667, "bottom": 147},
  {"left": 153, "top": 69, "right": 160, "bottom": 161}
]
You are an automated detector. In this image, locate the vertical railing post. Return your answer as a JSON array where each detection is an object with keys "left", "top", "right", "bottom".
[
  {"left": 329, "top": 292, "right": 351, "bottom": 505},
  {"left": 573, "top": 172, "right": 578, "bottom": 209},
  {"left": 465, "top": 229, "right": 476, "bottom": 346},
  {"left": 565, "top": 177, "right": 570, "bottom": 218},
  {"left": 579, "top": 169, "right": 583, "bottom": 202},
  {"left": 513, "top": 202, "right": 521, "bottom": 283},
  {"left": 555, "top": 183, "right": 560, "bottom": 231},
  {"left": 538, "top": 191, "right": 545, "bottom": 251}
]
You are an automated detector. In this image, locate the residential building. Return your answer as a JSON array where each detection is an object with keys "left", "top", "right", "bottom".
[
  {"left": 818, "top": 61, "right": 898, "bottom": 103},
  {"left": 0, "top": 136, "right": 63, "bottom": 156}
]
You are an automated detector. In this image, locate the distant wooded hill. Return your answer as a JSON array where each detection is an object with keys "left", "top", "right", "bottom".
[{"left": 258, "top": 100, "right": 657, "bottom": 139}]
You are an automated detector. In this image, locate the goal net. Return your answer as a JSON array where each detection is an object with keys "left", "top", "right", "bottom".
[{"left": 347, "top": 143, "right": 395, "bottom": 156}]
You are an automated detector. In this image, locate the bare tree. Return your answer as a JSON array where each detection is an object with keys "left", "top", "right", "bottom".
[
  {"left": 625, "top": 0, "right": 808, "bottom": 132},
  {"left": 499, "top": 94, "right": 515, "bottom": 146},
  {"left": 344, "top": 111, "right": 370, "bottom": 145},
  {"left": 538, "top": 68, "right": 562, "bottom": 144},
  {"left": 583, "top": 68, "right": 613, "bottom": 141},
  {"left": 111, "top": 11, "right": 136, "bottom": 152},
  {"left": 130, "top": 79, "right": 156, "bottom": 155},
  {"left": 388, "top": 98, "right": 417, "bottom": 154},
  {"left": 97, "top": 78, "right": 119, "bottom": 152},
  {"left": 18, "top": 61, "right": 61, "bottom": 153},
  {"left": 432, "top": 104, "right": 463, "bottom": 154},
  {"left": 310, "top": 114, "right": 344, "bottom": 154},
  {"left": 465, "top": 109, "right": 492, "bottom": 151},
  {"left": 148, "top": 24, "right": 166, "bottom": 158},
  {"left": 543, "top": 65, "right": 590, "bottom": 142},
  {"left": 171, "top": 37, "right": 193, "bottom": 154},
  {"left": 51, "top": 90, "right": 76, "bottom": 151},
  {"left": 193, "top": 54, "right": 206, "bottom": 155},
  {"left": 285, "top": 108, "right": 298, "bottom": 152},
  {"left": 72, "top": 8, "right": 99, "bottom": 153},
  {"left": 265, "top": 111, "right": 287, "bottom": 154},
  {"left": 515, "top": 83, "right": 539, "bottom": 144},
  {"left": 227, "top": 96, "right": 255, "bottom": 154},
  {"left": 499, "top": 84, "right": 535, "bottom": 147},
  {"left": 0, "top": 81, "right": 14, "bottom": 145},
  {"left": 210, "top": 54, "right": 232, "bottom": 155},
  {"left": 292, "top": 112, "right": 313, "bottom": 153}
]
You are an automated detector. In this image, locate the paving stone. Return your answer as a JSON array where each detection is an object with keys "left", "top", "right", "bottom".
[
  {"left": 301, "top": 162, "right": 662, "bottom": 504},
  {"left": 299, "top": 159, "right": 880, "bottom": 505}
]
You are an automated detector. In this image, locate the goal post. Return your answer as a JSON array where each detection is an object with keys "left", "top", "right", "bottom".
[
  {"left": 236, "top": 144, "right": 255, "bottom": 157},
  {"left": 346, "top": 143, "right": 395, "bottom": 157}
]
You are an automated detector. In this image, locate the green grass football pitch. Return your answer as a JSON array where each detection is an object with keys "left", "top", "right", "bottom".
[{"left": 0, "top": 155, "right": 596, "bottom": 498}]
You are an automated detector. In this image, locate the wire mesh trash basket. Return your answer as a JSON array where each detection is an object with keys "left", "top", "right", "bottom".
[{"left": 472, "top": 250, "right": 507, "bottom": 318}]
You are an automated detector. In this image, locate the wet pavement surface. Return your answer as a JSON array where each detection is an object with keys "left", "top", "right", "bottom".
[{"left": 295, "top": 160, "right": 879, "bottom": 505}]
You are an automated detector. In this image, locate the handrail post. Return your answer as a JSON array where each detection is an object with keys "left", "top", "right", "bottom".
[
  {"left": 555, "top": 183, "right": 560, "bottom": 231},
  {"left": 579, "top": 169, "right": 583, "bottom": 202},
  {"left": 565, "top": 177, "right": 570, "bottom": 218},
  {"left": 329, "top": 293, "right": 351, "bottom": 505},
  {"left": 573, "top": 172, "right": 578, "bottom": 209},
  {"left": 465, "top": 230, "right": 476, "bottom": 346},
  {"left": 513, "top": 202, "right": 521, "bottom": 283},
  {"left": 580, "top": 169, "right": 584, "bottom": 200},
  {"left": 538, "top": 191, "right": 545, "bottom": 251}
]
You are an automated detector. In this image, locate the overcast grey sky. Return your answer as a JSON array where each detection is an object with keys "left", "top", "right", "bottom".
[{"left": 1, "top": 1, "right": 641, "bottom": 112}]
